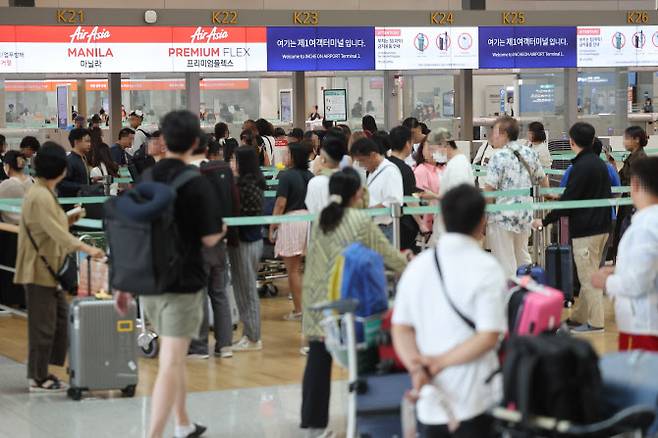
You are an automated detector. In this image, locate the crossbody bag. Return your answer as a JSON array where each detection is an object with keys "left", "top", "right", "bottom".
[
  {"left": 433, "top": 246, "right": 475, "bottom": 330},
  {"left": 24, "top": 226, "right": 78, "bottom": 294}
]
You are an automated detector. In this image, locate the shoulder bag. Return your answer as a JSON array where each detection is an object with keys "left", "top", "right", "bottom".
[
  {"left": 24, "top": 225, "right": 78, "bottom": 294},
  {"left": 433, "top": 246, "right": 475, "bottom": 330}
]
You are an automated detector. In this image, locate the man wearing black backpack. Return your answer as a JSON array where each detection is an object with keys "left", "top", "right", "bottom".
[{"left": 115, "top": 110, "right": 224, "bottom": 438}]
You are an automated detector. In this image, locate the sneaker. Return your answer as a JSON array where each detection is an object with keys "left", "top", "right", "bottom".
[
  {"left": 29, "top": 375, "right": 67, "bottom": 393},
  {"left": 175, "top": 423, "right": 207, "bottom": 438},
  {"left": 570, "top": 324, "right": 604, "bottom": 334},
  {"left": 187, "top": 353, "right": 209, "bottom": 360},
  {"left": 214, "top": 347, "right": 233, "bottom": 358},
  {"left": 300, "top": 346, "right": 310, "bottom": 356},
  {"left": 232, "top": 336, "right": 263, "bottom": 352},
  {"left": 288, "top": 293, "right": 293, "bottom": 301},
  {"left": 283, "top": 311, "right": 302, "bottom": 321}
]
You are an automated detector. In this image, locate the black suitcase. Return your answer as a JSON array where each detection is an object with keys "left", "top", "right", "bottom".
[{"left": 545, "top": 218, "right": 574, "bottom": 302}]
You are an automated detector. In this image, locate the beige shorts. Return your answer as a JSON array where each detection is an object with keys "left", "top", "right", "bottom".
[{"left": 141, "top": 290, "right": 204, "bottom": 339}]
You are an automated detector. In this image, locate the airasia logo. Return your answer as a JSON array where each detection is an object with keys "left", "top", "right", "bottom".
[
  {"left": 69, "top": 26, "right": 111, "bottom": 44},
  {"left": 190, "top": 27, "right": 229, "bottom": 43}
]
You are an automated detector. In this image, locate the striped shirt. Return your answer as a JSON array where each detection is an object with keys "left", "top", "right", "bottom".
[{"left": 302, "top": 208, "right": 407, "bottom": 338}]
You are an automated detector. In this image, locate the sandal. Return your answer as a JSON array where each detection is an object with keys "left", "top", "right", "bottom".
[{"left": 29, "top": 375, "right": 67, "bottom": 393}]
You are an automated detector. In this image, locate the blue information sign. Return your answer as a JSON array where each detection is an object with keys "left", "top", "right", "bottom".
[
  {"left": 479, "top": 26, "right": 577, "bottom": 69},
  {"left": 267, "top": 27, "right": 375, "bottom": 71}
]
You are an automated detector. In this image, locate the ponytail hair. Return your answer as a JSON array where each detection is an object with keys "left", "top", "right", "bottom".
[
  {"left": 319, "top": 167, "right": 361, "bottom": 234},
  {"left": 3, "top": 150, "right": 26, "bottom": 172}
]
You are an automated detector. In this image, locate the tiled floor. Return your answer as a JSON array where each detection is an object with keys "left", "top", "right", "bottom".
[{"left": 0, "top": 361, "right": 347, "bottom": 438}]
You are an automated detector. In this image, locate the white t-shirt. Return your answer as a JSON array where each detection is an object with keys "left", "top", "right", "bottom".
[
  {"left": 393, "top": 233, "right": 507, "bottom": 425},
  {"left": 129, "top": 127, "right": 149, "bottom": 156},
  {"left": 366, "top": 158, "right": 403, "bottom": 225},
  {"left": 305, "top": 174, "right": 331, "bottom": 214},
  {"left": 439, "top": 154, "right": 475, "bottom": 196},
  {"left": 530, "top": 141, "right": 553, "bottom": 169}
]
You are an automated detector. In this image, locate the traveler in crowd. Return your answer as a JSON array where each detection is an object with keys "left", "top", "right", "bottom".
[
  {"left": 351, "top": 138, "right": 403, "bottom": 243},
  {"left": 322, "top": 118, "right": 334, "bottom": 131},
  {"left": 89, "top": 126, "right": 104, "bottom": 153},
  {"left": 392, "top": 184, "right": 506, "bottom": 438},
  {"left": 429, "top": 131, "right": 476, "bottom": 243},
  {"left": 484, "top": 116, "right": 548, "bottom": 278},
  {"left": 0, "top": 134, "right": 7, "bottom": 180},
  {"left": 228, "top": 146, "right": 266, "bottom": 352},
  {"left": 115, "top": 110, "right": 225, "bottom": 438},
  {"left": 19, "top": 135, "right": 40, "bottom": 174},
  {"left": 58, "top": 128, "right": 91, "bottom": 197},
  {"left": 526, "top": 121, "right": 552, "bottom": 169},
  {"left": 301, "top": 168, "right": 408, "bottom": 436},
  {"left": 413, "top": 135, "right": 441, "bottom": 233},
  {"left": 305, "top": 133, "right": 347, "bottom": 214},
  {"left": 561, "top": 137, "right": 620, "bottom": 265},
  {"left": 214, "top": 122, "right": 229, "bottom": 145},
  {"left": 129, "top": 130, "right": 161, "bottom": 178},
  {"left": 0, "top": 151, "right": 33, "bottom": 224},
  {"left": 128, "top": 110, "right": 147, "bottom": 155},
  {"left": 288, "top": 128, "right": 304, "bottom": 145},
  {"left": 186, "top": 136, "right": 236, "bottom": 359},
  {"left": 89, "top": 114, "right": 102, "bottom": 130},
  {"left": 533, "top": 122, "right": 612, "bottom": 334},
  {"left": 256, "top": 118, "right": 275, "bottom": 166},
  {"left": 308, "top": 105, "right": 322, "bottom": 121},
  {"left": 612, "top": 126, "right": 648, "bottom": 257},
  {"left": 271, "top": 142, "right": 314, "bottom": 321},
  {"left": 372, "top": 130, "right": 392, "bottom": 157},
  {"left": 388, "top": 126, "right": 424, "bottom": 251},
  {"left": 643, "top": 97, "right": 654, "bottom": 113},
  {"left": 206, "top": 141, "right": 221, "bottom": 161},
  {"left": 240, "top": 128, "right": 271, "bottom": 167},
  {"left": 73, "top": 115, "right": 85, "bottom": 130},
  {"left": 242, "top": 119, "right": 258, "bottom": 135},
  {"left": 14, "top": 142, "right": 104, "bottom": 392},
  {"left": 420, "top": 122, "right": 431, "bottom": 137},
  {"left": 402, "top": 117, "right": 424, "bottom": 166},
  {"left": 110, "top": 127, "right": 135, "bottom": 165},
  {"left": 89, "top": 140, "right": 119, "bottom": 196},
  {"left": 592, "top": 157, "right": 658, "bottom": 351},
  {"left": 337, "top": 124, "right": 352, "bottom": 142},
  {"left": 222, "top": 138, "right": 239, "bottom": 166},
  {"left": 362, "top": 115, "right": 378, "bottom": 136}
]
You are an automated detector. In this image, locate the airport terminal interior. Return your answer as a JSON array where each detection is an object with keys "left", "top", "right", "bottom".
[{"left": 1, "top": 0, "right": 658, "bottom": 437}]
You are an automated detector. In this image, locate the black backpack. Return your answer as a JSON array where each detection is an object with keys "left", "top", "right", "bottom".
[
  {"left": 103, "top": 166, "right": 199, "bottom": 295},
  {"left": 503, "top": 334, "right": 603, "bottom": 425}
]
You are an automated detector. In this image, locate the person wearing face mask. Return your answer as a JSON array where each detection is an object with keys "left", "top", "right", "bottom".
[
  {"left": 402, "top": 117, "right": 425, "bottom": 167},
  {"left": 420, "top": 131, "right": 476, "bottom": 243},
  {"left": 413, "top": 136, "right": 442, "bottom": 233}
]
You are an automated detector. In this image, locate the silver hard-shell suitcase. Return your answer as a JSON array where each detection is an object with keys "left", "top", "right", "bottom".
[{"left": 67, "top": 298, "right": 138, "bottom": 400}]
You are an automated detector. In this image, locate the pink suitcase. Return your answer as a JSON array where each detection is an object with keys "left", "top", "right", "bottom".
[{"left": 508, "top": 277, "right": 564, "bottom": 335}]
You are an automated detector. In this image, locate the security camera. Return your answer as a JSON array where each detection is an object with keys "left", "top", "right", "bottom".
[{"left": 144, "top": 10, "right": 158, "bottom": 24}]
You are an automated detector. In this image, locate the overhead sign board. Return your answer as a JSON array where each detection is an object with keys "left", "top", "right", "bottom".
[
  {"left": 479, "top": 26, "right": 577, "bottom": 68},
  {"left": 577, "top": 26, "right": 658, "bottom": 67},
  {"left": 374, "top": 27, "right": 478, "bottom": 70},
  {"left": 0, "top": 25, "right": 267, "bottom": 73},
  {"left": 266, "top": 27, "right": 374, "bottom": 71}
]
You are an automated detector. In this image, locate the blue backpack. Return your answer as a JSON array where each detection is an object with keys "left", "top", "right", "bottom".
[{"left": 339, "top": 243, "right": 389, "bottom": 318}]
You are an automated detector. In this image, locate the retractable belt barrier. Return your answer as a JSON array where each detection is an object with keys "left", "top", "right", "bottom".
[{"left": 0, "top": 190, "right": 633, "bottom": 231}]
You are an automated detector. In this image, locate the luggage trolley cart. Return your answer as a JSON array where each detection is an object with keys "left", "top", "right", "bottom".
[
  {"left": 312, "top": 299, "right": 410, "bottom": 438},
  {"left": 77, "top": 233, "right": 159, "bottom": 358}
]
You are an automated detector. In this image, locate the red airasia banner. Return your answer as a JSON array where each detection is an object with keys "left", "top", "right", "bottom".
[{"left": 0, "top": 25, "right": 267, "bottom": 73}]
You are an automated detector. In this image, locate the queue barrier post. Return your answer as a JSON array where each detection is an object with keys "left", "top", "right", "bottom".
[
  {"left": 390, "top": 202, "right": 402, "bottom": 251},
  {"left": 531, "top": 184, "right": 544, "bottom": 267}
]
